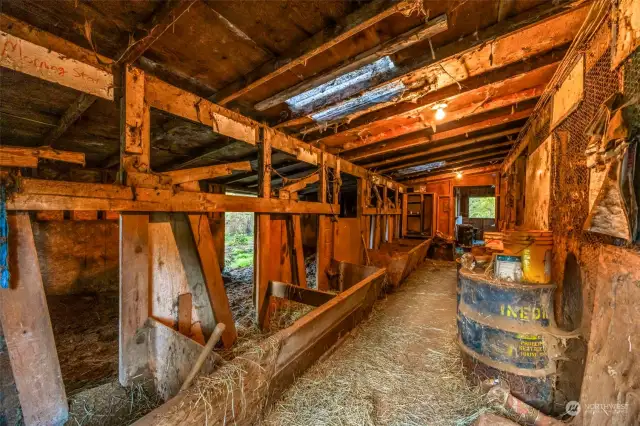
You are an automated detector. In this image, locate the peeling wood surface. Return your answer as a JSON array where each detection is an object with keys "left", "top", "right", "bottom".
[
  {"left": 524, "top": 135, "right": 552, "bottom": 230},
  {"left": 551, "top": 55, "right": 584, "bottom": 129},
  {"left": 612, "top": 0, "right": 640, "bottom": 69}
]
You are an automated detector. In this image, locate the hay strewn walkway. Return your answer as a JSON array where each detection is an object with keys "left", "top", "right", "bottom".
[{"left": 264, "top": 260, "right": 490, "bottom": 426}]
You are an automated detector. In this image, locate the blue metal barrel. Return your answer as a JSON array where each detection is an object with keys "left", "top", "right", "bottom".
[{"left": 457, "top": 268, "right": 557, "bottom": 412}]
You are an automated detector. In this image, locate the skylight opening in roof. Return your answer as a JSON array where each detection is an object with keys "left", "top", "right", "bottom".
[
  {"left": 396, "top": 161, "right": 447, "bottom": 176},
  {"left": 286, "top": 56, "right": 401, "bottom": 118},
  {"left": 311, "top": 80, "right": 405, "bottom": 122}
]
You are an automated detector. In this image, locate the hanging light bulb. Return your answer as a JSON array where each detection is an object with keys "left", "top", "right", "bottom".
[
  {"left": 431, "top": 103, "right": 447, "bottom": 121},
  {"left": 455, "top": 171, "right": 463, "bottom": 179}
]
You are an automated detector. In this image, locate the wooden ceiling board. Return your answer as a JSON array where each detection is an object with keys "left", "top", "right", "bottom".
[
  {"left": 203, "top": 0, "right": 359, "bottom": 56},
  {"left": 145, "top": 2, "right": 272, "bottom": 91},
  {"left": 1, "top": 68, "right": 81, "bottom": 146},
  {"left": 226, "top": 9, "right": 427, "bottom": 113},
  {"left": 1, "top": 0, "right": 157, "bottom": 58},
  {"left": 53, "top": 99, "right": 119, "bottom": 164}
]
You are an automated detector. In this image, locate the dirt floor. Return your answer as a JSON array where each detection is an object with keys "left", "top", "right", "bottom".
[
  {"left": 264, "top": 260, "right": 491, "bottom": 426},
  {"left": 47, "top": 292, "right": 120, "bottom": 395}
]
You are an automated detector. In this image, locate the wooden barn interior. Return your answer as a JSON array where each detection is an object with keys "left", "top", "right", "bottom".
[{"left": 0, "top": 0, "right": 638, "bottom": 425}]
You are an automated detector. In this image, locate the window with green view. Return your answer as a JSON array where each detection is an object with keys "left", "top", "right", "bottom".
[{"left": 468, "top": 197, "right": 495, "bottom": 218}]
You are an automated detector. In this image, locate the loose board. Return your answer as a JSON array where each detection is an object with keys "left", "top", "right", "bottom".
[
  {"left": 551, "top": 55, "right": 584, "bottom": 129},
  {"left": 524, "top": 135, "right": 552, "bottom": 230}
]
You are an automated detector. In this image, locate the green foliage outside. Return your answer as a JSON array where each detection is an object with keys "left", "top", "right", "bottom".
[
  {"left": 468, "top": 197, "right": 496, "bottom": 219},
  {"left": 225, "top": 213, "right": 254, "bottom": 270}
]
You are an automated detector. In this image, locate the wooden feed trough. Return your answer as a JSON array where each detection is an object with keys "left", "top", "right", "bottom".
[
  {"left": 367, "top": 238, "right": 432, "bottom": 288},
  {"left": 135, "top": 262, "right": 386, "bottom": 425}
]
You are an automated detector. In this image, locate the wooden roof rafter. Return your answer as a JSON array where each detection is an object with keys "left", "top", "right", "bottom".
[
  {"left": 284, "top": 0, "right": 590, "bottom": 145},
  {"left": 344, "top": 105, "right": 534, "bottom": 162},
  {"left": 363, "top": 127, "right": 521, "bottom": 169},
  {"left": 405, "top": 165, "right": 500, "bottom": 184}
]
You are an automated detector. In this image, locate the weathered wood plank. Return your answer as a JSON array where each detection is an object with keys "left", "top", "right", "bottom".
[
  {"left": 164, "top": 161, "right": 252, "bottom": 185},
  {"left": 269, "top": 281, "right": 335, "bottom": 307},
  {"left": 0, "top": 146, "right": 85, "bottom": 166},
  {"left": 0, "top": 213, "right": 68, "bottom": 425},
  {"left": 119, "top": 213, "right": 150, "bottom": 386},
  {"left": 187, "top": 214, "right": 237, "bottom": 348},
  {"left": 0, "top": 31, "right": 113, "bottom": 99}
]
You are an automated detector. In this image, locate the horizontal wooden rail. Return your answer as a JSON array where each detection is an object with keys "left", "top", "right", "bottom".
[{"left": 5, "top": 177, "right": 340, "bottom": 214}]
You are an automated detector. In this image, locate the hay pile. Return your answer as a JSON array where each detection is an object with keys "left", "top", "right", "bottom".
[
  {"left": 264, "top": 261, "right": 492, "bottom": 426},
  {"left": 66, "top": 380, "right": 162, "bottom": 426}
]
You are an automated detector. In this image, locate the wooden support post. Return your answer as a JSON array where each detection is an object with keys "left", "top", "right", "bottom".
[
  {"left": 187, "top": 214, "right": 237, "bottom": 347},
  {"left": 119, "top": 213, "right": 150, "bottom": 386},
  {"left": 401, "top": 193, "right": 408, "bottom": 238},
  {"left": 317, "top": 152, "right": 331, "bottom": 291},
  {"left": 255, "top": 129, "right": 272, "bottom": 328},
  {"left": 0, "top": 213, "right": 68, "bottom": 425},
  {"left": 382, "top": 185, "right": 388, "bottom": 243},
  {"left": 394, "top": 188, "right": 400, "bottom": 240},
  {"left": 288, "top": 193, "right": 307, "bottom": 288},
  {"left": 209, "top": 184, "right": 226, "bottom": 270},
  {"left": 120, "top": 65, "right": 151, "bottom": 182}
]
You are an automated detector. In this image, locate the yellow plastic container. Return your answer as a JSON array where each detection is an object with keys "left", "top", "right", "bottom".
[{"left": 503, "top": 231, "right": 553, "bottom": 284}]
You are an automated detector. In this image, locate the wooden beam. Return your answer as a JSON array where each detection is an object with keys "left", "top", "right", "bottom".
[
  {"left": 382, "top": 141, "right": 514, "bottom": 174},
  {"left": 43, "top": 93, "right": 97, "bottom": 147},
  {"left": 322, "top": 84, "right": 544, "bottom": 152},
  {"left": 279, "top": 174, "right": 320, "bottom": 197},
  {"left": 119, "top": 213, "right": 150, "bottom": 386},
  {"left": 365, "top": 127, "right": 520, "bottom": 169},
  {"left": 0, "top": 146, "right": 85, "bottom": 167},
  {"left": 0, "top": 31, "right": 114, "bottom": 99},
  {"left": 117, "top": 0, "right": 199, "bottom": 65},
  {"left": 211, "top": 0, "right": 412, "bottom": 105},
  {"left": 403, "top": 165, "right": 500, "bottom": 184},
  {"left": 305, "top": 1, "right": 589, "bottom": 145},
  {"left": 0, "top": 213, "right": 68, "bottom": 425},
  {"left": 254, "top": 14, "right": 448, "bottom": 112},
  {"left": 301, "top": 49, "right": 563, "bottom": 138},
  {"left": 164, "top": 161, "right": 252, "bottom": 185},
  {"left": 7, "top": 185, "right": 342, "bottom": 214},
  {"left": 187, "top": 214, "right": 237, "bottom": 348},
  {"left": 144, "top": 73, "right": 404, "bottom": 190},
  {"left": 345, "top": 106, "right": 533, "bottom": 162},
  {"left": 122, "top": 65, "right": 151, "bottom": 175},
  {"left": 395, "top": 150, "right": 511, "bottom": 180}
]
